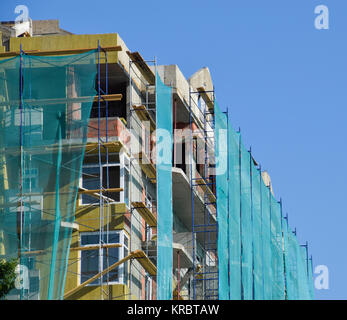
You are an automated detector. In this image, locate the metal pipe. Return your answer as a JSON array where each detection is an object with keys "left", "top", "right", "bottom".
[
  {"left": 97, "top": 41, "right": 104, "bottom": 300},
  {"left": 249, "top": 149, "right": 255, "bottom": 300},
  {"left": 177, "top": 250, "right": 180, "bottom": 300},
  {"left": 19, "top": 44, "right": 24, "bottom": 300},
  {"left": 189, "top": 86, "right": 196, "bottom": 300}
]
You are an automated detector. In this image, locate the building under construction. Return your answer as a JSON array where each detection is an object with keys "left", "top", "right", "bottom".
[{"left": 0, "top": 20, "right": 315, "bottom": 300}]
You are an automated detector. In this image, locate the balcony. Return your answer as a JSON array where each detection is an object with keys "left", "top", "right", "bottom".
[{"left": 172, "top": 167, "right": 217, "bottom": 247}]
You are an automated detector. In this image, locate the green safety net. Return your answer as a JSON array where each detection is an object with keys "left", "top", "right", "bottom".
[
  {"left": 283, "top": 219, "right": 298, "bottom": 299},
  {"left": 240, "top": 140, "right": 253, "bottom": 299},
  {"left": 214, "top": 102, "right": 229, "bottom": 300},
  {"left": 270, "top": 194, "right": 285, "bottom": 299},
  {"left": 0, "top": 56, "right": 21, "bottom": 298},
  {"left": 260, "top": 177, "right": 272, "bottom": 299},
  {"left": 214, "top": 107, "right": 314, "bottom": 300},
  {"left": 300, "top": 246, "right": 311, "bottom": 299},
  {"left": 308, "top": 257, "right": 315, "bottom": 299},
  {"left": 293, "top": 231, "right": 310, "bottom": 299},
  {"left": 283, "top": 220, "right": 313, "bottom": 299},
  {"left": 0, "top": 51, "right": 97, "bottom": 300},
  {"left": 251, "top": 161, "right": 263, "bottom": 300},
  {"left": 155, "top": 72, "right": 173, "bottom": 300},
  {"left": 227, "top": 125, "right": 241, "bottom": 300}
]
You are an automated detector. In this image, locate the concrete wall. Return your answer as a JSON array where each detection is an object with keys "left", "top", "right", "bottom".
[
  {"left": 32, "top": 20, "right": 72, "bottom": 36},
  {"left": 189, "top": 67, "right": 214, "bottom": 93},
  {"left": 261, "top": 170, "right": 274, "bottom": 195}
]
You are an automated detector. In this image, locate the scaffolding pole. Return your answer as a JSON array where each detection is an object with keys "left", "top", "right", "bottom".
[
  {"left": 189, "top": 85, "right": 217, "bottom": 300},
  {"left": 128, "top": 52, "right": 157, "bottom": 300}
]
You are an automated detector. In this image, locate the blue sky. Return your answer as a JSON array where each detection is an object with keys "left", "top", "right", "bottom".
[{"left": 1, "top": 0, "right": 345, "bottom": 299}]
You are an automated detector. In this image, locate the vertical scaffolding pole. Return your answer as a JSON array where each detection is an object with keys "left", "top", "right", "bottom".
[
  {"left": 189, "top": 86, "right": 196, "bottom": 300},
  {"left": 249, "top": 148, "right": 255, "bottom": 300},
  {"left": 128, "top": 53, "right": 157, "bottom": 300},
  {"left": 97, "top": 41, "right": 104, "bottom": 300},
  {"left": 189, "top": 88, "right": 217, "bottom": 300},
  {"left": 105, "top": 44, "right": 110, "bottom": 288},
  {"left": 238, "top": 131, "right": 244, "bottom": 300},
  {"left": 128, "top": 54, "right": 133, "bottom": 299},
  {"left": 259, "top": 164, "right": 265, "bottom": 299},
  {"left": 96, "top": 42, "right": 112, "bottom": 299},
  {"left": 279, "top": 198, "right": 288, "bottom": 299},
  {"left": 19, "top": 44, "right": 24, "bottom": 300}
]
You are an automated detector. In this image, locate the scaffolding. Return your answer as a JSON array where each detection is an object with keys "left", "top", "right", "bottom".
[
  {"left": 0, "top": 33, "right": 315, "bottom": 301},
  {"left": 189, "top": 87, "right": 218, "bottom": 300},
  {"left": 128, "top": 51, "right": 157, "bottom": 300},
  {"left": 0, "top": 41, "right": 162, "bottom": 300}
]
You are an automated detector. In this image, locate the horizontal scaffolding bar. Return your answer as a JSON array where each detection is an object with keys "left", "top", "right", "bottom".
[
  {"left": 78, "top": 188, "right": 123, "bottom": 195},
  {"left": 193, "top": 223, "right": 218, "bottom": 228},
  {"left": 192, "top": 178, "right": 216, "bottom": 204},
  {"left": 22, "top": 243, "right": 123, "bottom": 256},
  {"left": 0, "top": 94, "right": 122, "bottom": 107}
]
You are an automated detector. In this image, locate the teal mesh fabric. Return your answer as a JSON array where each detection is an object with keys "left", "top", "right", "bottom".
[
  {"left": 0, "top": 57, "right": 21, "bottom": 296},
  {"left": 296, "top": 238, "right": 310, "bottom": 299},
  {"left": 240, "top": 142, "right": 253, "bottom": 299},
  {"left": 251, "top": 162, "right": 263, "bottom": 299},
  {"left": 269, "top": 194, "right": 285, "bottom": 299},
  {"left": 260, "top": 180, "right": 272, "bottom": 299},
  {"left": 285, "top": 228, "right": 310, "bottom": 299},
  {"left": 282, "top": 217, "right": 290, "bottom": 298},
  {"left": 227, "top": 125, "right": 241, "bottom": 300},
  {"left": 308, "top": 258, "right": 315, "bottom": 299},
  {"left": 0, "top": 51, "right": 97, "bottom": 300},
  {"left": 213, "top": 107, "right": 314, "bottom": 300},
  {"left": 155, "top": 72, "right": 173, "bottom": 300},
  {"left": 300, "top": 246, "right": 311, "bottom": 299},
  {"left": 283, "top": 222, "right": 300, "bottom": 300},
  {"left": 214, "top": 102, "right": 229, "bottom": 300}
]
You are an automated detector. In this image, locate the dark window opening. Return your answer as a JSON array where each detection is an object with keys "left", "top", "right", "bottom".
[
  {"left": 82, "top": 165, "right": 120, "bottom": 204},
  {"left": 174, "top": 140, "right": 186, "bottom": 175},
  {"left": 91, "top": 79, "right": 127, "bottom": 120}
]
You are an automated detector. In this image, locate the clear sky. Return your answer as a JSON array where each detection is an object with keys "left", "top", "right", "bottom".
[{"left": 1, "top": 0, "right": 345, "bottom": 299}]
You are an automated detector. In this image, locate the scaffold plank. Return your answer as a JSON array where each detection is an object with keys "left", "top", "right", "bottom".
[
  {"left": 132, "top": 105, "right": 156, "bottom": 131},
  {"left": 78, "top": 187, "right": 123, "bottom": 194},
  {"left": 131, "top": 201, "right": 157, "bottom": 227},
  {"left": 85, "top": 141, "right": 125, "bottom": 154},
  {"left": 126, "top": 51, "right": 155, "bottom": 85},
  {"left": 194, "top": 178, "right": 216, "bottom": 204},
  {"left": 138, "top": 151, "right": 156, "bottom": 183},
  {"left": 63, "top": 250, "right": 156, "bottom": 299},
  {"left": 131, "top": 250, "right": 157, "bottom": 277},
  {"left": 70, "top": 243, "right": 123, "bottom": 252}
]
